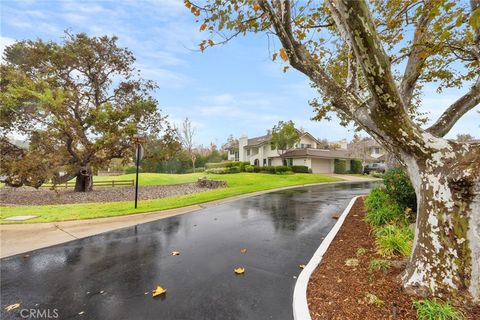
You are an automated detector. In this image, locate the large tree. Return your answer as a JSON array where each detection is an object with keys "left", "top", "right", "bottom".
[
  {"left": 188, "top": 0, "right": 480, "bottom": 302},
  {"left": 0, "top": 33, "right": 164, "bottom": 191},
  {"left": 270, "top": 120, "right": 301, "bottom": 164}
]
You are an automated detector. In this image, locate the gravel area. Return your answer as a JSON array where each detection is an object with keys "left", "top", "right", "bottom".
[{"left": 0, "top": 183, "right": 215, "bottom": 206}]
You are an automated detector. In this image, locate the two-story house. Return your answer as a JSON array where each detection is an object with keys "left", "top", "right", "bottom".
[
  {"left": 228, "top": 131, "right": 355, "bottom": 173},
  {"left": 346, "top": 138, "right": 387, "bottom": 164}
]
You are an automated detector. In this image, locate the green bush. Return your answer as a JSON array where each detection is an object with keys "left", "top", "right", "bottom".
[
  {"left": 291, "top": 165, "right": 309, "bottom": 173},
  {"left": 365, "top": 202, "right": 404, "bottom": 226},
  {"left": 383, "top": 167, "right": 417, "bottom": 211},
  {"left": 274, "top": 165, "right": 293, "bottom": 173},
  {"left": 364, "top": 187, "right": 392, "bottom": 215},
  {"left": 375, "top": 224, "right": 414, "bottom": 257},
  {"left": 245, "top": 165, "right": 255, "bottom": 172},
  {"left": 334, "top": 159, "right": 347, "bottom": 174},
  {"left": 125, "top": 166, "right": 138, "bottom": 174},
  {"left": 260, "top": 166, "right": 276, "bottom": 173},
  {"left": 350, "top": 160, "right": 363, "bottom": 174},
  {"left": 205, "top": 167, "right": 240, "bottom": 174},
  {"left": 413, "top": 299, "right": 464, "bottom": 320}
]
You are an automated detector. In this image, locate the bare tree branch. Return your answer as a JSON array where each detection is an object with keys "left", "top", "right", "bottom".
[
  {"left": 399, "top": 2, "right": 436, "bottom": 107},
  {"left": 427, "top": 77, "right": 480, "bottom": 137}
]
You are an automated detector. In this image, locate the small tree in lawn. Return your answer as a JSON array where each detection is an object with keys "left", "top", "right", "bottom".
[
  {"left": 179, "top": 117, "right": 197, "bottom": 170},
  {"left": 0, "top": 32, "right": 164, "bottom": 191},
  {"left": 270, "top": 120, "right": 300, "bottom": 165}
]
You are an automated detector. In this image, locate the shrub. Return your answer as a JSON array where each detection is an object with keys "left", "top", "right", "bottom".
[
  {"left": 334, "top": 159, "right": 347, "bottom": 174},
  {"left": 375, "top": 224, "right": 414, "bottom": 257},
  {"left": 364, "top": 187, "right": 405, "bottom": 226},
  {"left": 205, "top": 167, "right": 239, "bottom": 174},
  {"left": 291, "top": 165, "right": 310, "bottom": 173},
  {"left": 237, "top": 161, "right": 250, "bottom": 172},
  {"left": 383, "top": 167, "right": 417, "bottom": 211},
  {"left": 413, "top": 299, "right": 464, "bottom": 320},
  {"left": 274, "top": 165, "right": 293, "bottom": 173},
  {"left": 205, "top": 167, "right": 228, "bottom": 174},
  {"left": 350, "top": 160, "right": 363, "bottom": 174},
  {"left": 205, "top": 162, "right": 228, "bottom": 169},
  {"left": 364, "top": 187, "right": 391, "bottom": 213},
  {"left": 364, "top": 202, "right": 404, "bottom": 226},
  {"left": 245, "top": 165, "right": 255, "bottom": 172},
  {"left": 368, "top": 259, "right": 391, "bottom": 272},
  {"left": 260, "top": 166, "right": 276, "bottom": 174},
  {"left": 125, "top": 166, "right": 139, "bottom": 174}
]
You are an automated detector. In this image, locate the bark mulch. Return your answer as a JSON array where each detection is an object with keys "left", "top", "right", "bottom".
[
  {"left": 307, "top": 197, "right": 480, "bottom": 320},
  {"left": 0, "top": 183, "right": 215, "bottom": 206}
]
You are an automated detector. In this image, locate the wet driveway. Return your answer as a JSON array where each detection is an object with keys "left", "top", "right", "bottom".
[{"left": 1, "top": 181, "right": 378, "bottom": 320}]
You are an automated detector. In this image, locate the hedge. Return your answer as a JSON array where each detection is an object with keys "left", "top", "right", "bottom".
[
  {"left": 291, "top": 165, "right": 309, "bottom": 173},
  {"left": 334, "top": 159, "right": 347, "bottom": 174},
  {"left": 383, "top": 167, "right": 417, "bottom": 211},
  {"left": 205, "top": 161, "right": 250, "bottom": 171},
  {"left": 350, "top": 160, "right": 363, "bottom": 174}
]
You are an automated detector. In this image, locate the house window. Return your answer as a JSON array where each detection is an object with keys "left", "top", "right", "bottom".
[
  {"left": 254, "top": 159, "right": 259, "bottom": 166},
  {"left": 263, "top": 159, "right": 267, "bottom": 166},
  {"left": 372, "top": 147, "right": 380, "bottom": 154},
  {"left": 247, "top": 149, "right": 250, "bottom": 156}
]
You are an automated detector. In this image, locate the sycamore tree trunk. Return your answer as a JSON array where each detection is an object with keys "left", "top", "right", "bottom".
[
  {"left": 257, "top": 0, "right": 480, "bottom": 302},
  {"left": 74, "top": 166, "right": 93, "bottom": 192},
  {"left": 401, "top": 143, "right": 480, "bottom": 302}
]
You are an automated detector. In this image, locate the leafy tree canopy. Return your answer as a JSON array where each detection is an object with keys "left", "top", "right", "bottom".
[{"left": 0, "top": 32, "right": 165, "bottom": 189}]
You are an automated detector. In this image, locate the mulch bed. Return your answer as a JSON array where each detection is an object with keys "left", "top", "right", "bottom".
[
  {"left": 307, "top": 197, "right": 480, "bottom": 320},
  {"left": 0, "top": 183, "right": 214, "bottom": 206}
]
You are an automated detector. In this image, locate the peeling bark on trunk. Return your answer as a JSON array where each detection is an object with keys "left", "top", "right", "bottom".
[
  {"left": 402, "top": 143, "right": 480, "bottom": 303},
  {"left": 74, "top": 166, "right": 93, "bottom": 192}
]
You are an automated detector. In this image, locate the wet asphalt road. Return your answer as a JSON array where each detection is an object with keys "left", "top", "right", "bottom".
[{"left": 1, "top": 181, "right": 379, "bottom": 320}]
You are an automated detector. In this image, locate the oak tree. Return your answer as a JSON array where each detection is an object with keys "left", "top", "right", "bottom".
[
  {"left": 188, "top": 0, "right": 480, "bottom": 302},
  {"left": 0, "top": 33, "right": 164, "bottom": 191}
]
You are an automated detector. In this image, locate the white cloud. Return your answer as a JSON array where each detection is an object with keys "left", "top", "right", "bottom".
[{"left": 1, "top": 36, "right": 16, "bottom": 62}]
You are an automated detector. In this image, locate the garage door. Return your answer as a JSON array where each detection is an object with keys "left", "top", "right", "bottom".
[{"left": 311, "top": 158, "right": 333, "bottom": 173}]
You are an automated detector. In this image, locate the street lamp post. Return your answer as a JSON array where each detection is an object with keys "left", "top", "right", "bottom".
[{"left": 133, "top": 134, "right": 145, "bottom": 209}]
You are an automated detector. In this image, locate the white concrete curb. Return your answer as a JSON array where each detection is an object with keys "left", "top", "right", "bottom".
[{"left": 292, "top": 195, "right": 363, "bottom": 320}]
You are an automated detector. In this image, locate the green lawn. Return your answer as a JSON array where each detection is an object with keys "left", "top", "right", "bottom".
[{"left": 0, "top": 173, "right": 341, "bottom": 224}]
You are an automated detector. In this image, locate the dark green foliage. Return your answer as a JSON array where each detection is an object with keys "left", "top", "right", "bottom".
[
  {"left": 291, "top": 165, "right": 310, "bottom": 173},
  {"left": 260, "top": 166, "right": 276, "bottom": 173},
  {"left": 245, "top": 165, "right": 254, "bottom": 172},
  {"left": 383, "top": 167, "right": 417, "bottom": 211},
  {"left": 350, "top": 160, "right": 363, "bottom": 174},
  {"left": 274, "top": 165, "right": 293, "bottom": 173},
  {"left": 334, "top": 159, "right": 347, "bottom": 174}
]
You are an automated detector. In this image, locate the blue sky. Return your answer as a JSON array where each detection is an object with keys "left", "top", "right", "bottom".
[{"left": 1, "top": 0, "right": 478, "bottom": 146}]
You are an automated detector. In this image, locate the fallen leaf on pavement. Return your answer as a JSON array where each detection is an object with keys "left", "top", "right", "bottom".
[
  {"left": 240, "top": 248, "right": 247, "bottom": 254},
  {"left": 152, "top": 286, "right": 167, "bottom": 297},
  {"left": 234, "top": 267, "right": 245, "bottom": 274},
  {"left": 5, "top": 304, "right": 20, "bottom": 311},
  {"left": 299, "top": 264, "right": 306, "bottom": 269},
  {"left": 171, "top": 251, "right": 180, "bottom": 256}
]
